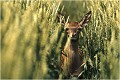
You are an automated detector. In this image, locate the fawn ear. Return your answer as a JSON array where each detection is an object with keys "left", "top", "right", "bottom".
[
  {"left": 79, "top": 11, "right": 91, "bottom": 28},
  {"left": 57, "top": 11, "right": 65, "bottom": 26}
]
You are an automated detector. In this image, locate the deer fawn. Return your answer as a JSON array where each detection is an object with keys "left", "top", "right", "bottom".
[{"left": 57, "top": 11, "right": 92, "bottom": 78}]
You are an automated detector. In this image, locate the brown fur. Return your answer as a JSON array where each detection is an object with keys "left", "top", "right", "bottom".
[
  {"left": 58, "top": 11, "right": 92, "bottom": 78},
  {"left": 61, "top": 22, "right": 84, "bottom": 77}
]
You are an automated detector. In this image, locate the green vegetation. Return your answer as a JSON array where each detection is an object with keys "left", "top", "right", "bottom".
[{"left": 1, "top": 0, "right": 119, "bottom": 79}]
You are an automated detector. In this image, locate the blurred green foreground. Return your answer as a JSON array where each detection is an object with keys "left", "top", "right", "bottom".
[{"left": 1, "top": 0, "right": 119, "bottom": 79}]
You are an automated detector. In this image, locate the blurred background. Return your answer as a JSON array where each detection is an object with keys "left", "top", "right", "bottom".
[{"left": 1, "top": 0, "right": 119, "bottom": 79}]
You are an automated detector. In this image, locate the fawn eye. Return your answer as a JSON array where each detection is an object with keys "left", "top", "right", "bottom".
[
  {"left": 65, "top": 28, "right": 69, "bottom": 34},
  {"left": 65, "top": 28, "right": 69, "bottom": 31},
  {"left": 78, "top": 27, "right": 82, "bottom": 31}
]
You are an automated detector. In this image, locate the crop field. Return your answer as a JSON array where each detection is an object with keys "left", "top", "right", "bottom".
[{"left": 1, "top": 0, "right": 119, "bottom": 79}]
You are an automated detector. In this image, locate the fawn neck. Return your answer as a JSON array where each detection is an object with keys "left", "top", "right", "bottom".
[
  {"left": 69, "top": 40, "right": 79, "bottom": 53},
  {"left": 64, "top": 37, "right": 79, "bottom": 55}
]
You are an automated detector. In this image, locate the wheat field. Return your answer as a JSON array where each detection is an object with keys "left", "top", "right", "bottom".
[{"left": 1, "top": 0, "right": 119, "bottom": 79}]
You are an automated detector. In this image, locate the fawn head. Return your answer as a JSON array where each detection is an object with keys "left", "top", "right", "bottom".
[{"left": 57, "top": 11, "right": 91, "bottom": 41}]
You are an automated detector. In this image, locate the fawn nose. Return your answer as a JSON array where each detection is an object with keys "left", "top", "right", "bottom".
[{"left": 72, "top": 33, "right": 76, "bottom": 37}]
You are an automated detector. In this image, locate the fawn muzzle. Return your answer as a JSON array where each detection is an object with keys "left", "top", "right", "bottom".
[{"left": 70, "top": 33, "right": 78, "bottom": 41}]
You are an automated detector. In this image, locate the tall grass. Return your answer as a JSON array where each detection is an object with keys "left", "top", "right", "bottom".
[
  {"left": 1, "top": 0, "right": 119, "bottom": 79},
  {"left": 1, "top": 0, "right": 62, "bottom": 79}
]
